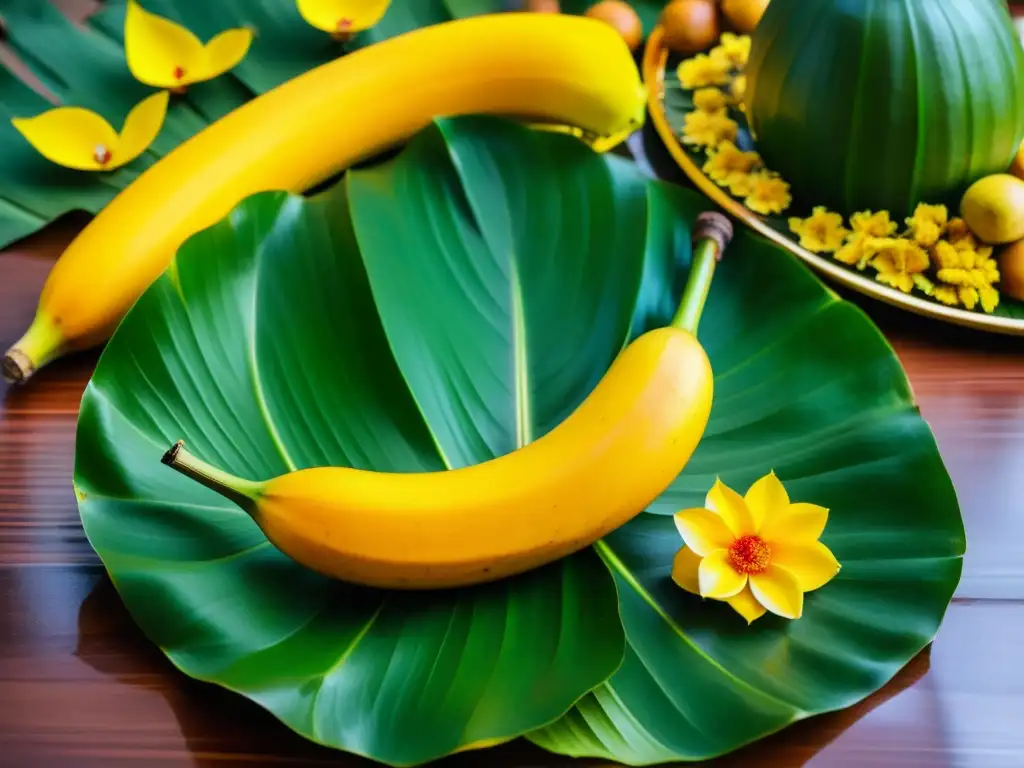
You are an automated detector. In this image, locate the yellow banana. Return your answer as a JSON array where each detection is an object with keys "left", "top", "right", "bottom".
[
  {"left": 162, "top": 214, "right": 733, "bottom": 590},
  {"left": 3, "top": 12, "right": 646, "bottom": 384}
]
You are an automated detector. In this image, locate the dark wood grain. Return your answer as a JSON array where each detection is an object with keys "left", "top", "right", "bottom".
[{"left": 2, "top": 4, "right": 1024, "bottom": 766}]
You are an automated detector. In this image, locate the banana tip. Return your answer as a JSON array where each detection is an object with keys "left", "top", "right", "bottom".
[
  {"left": 694, "top": 211, "right": 734, "bottom": 259},
  {"left": 162, "top": 440, "right": 185, "bottom": 466},
  {"left": 2, "top": 349, "right": 33, "bottom": 384}
]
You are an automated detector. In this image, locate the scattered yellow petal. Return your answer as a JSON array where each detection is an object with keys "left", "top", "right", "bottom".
[
  {"left": 698, "top": 549, "right": 748, "bottom": 599},
  {"left": 933, "top": 285, "right": 960, "bottom": 306},
  {"left": 677, "top": 53, "right": 732, "bottom": 90},
  {"left": 749, "top": 565, "right": 804, "bottom": 619},
  {"left": 979, "top": 285, "right": 1000, "bottom": 313},
  {"left": 834, "top": 234, "right": 872, "bottom": 269},
  {"left": 681, "top": 108, "right": 738, "bottom": 148},
  {"left": 296, "top": 0, "right": 392, "bottom": 35},
  {"left": 125, "top": 0, "right": 252, "bottom": 88},
  {"left": 789, "top": 206, "right": 849, "bottom": 253},
  {"left": 693, "top": 87, "right": 729, "bottom": 113},
  {"left": 744, "top": 171, "right": 792, "bottom": 215},
  {"left": 10, "top": 91, "right": 168, "bottom": 171}
]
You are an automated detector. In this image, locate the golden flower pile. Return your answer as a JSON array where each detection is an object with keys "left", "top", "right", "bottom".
[
  {"left": 676, "top": 34, "right": 792, "bottom": 216},
  {"left": 675, "top": 33, "right": 1005, "bottom": 315},
  {"left": 788, "top": 204, "right": 1002, "bottom": 313}
]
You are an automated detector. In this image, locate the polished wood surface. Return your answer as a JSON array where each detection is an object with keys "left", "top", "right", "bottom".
[{"left": 2, "top": 5, "right": 1024, "bottom": 767}]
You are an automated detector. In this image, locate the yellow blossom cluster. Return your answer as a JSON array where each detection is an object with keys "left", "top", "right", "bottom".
[
  {"left": 787, "top": 203, "right": 1002, "bottom": 313},
  {"left": 677, "top": 34, "right": 792, "bottom": 216}
]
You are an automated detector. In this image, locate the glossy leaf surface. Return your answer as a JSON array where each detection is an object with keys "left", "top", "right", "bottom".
[{"left": 76, "top": 117, "right": 964, "bottom": 765}]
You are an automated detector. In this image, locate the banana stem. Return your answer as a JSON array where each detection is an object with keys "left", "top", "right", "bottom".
[
  {"left": 670, "top": 212, "right": 734, "bottom": 335},
  {"left": 161, "top": 441, "right": 263, "bottom": 514}
]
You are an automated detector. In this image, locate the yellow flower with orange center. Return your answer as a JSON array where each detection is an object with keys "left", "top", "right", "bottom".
[
  {"left": 834, "top": 210, "right": 897, "bottom": 268},
  {"left": 672, "top": 472, "right": 841, "bottom": 624},
  {"left": 864, "top": 237, "right": 930, "bottom": 293}
]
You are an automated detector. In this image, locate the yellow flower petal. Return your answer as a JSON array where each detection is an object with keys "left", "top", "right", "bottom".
[
  {"left": 113, "top": 91, "right": 169, "bottom": 166},
  {"left": 296, "top": 0, "right": 392, "bottom": 34},
  {"left": 698, "top": 548, "right": 748, "bottom": 599},
  {"left": 743, "top": 470, "right": 788, "bottom": 531},
  {"left": 674, "top": 508, "right": 734, "bottom": 557},
  {"left": 201, "top": 28, "right": 253, "bottom": 81},
  {"left": 769, "top": 541, "right": 841, "bottom": 592},
  {"left": 671, "top": 546, "right": 702, "bottom": 595},
  {"left": 749, "top": 565, "right": 804, "bottom": 619},
  {"left": 706, "top": 478, "right": 756, "bottom": 537},
  {"left": 11, "top": 106, "right": 118, "bottom": 171},
  {"left": 726, "top": 584, "right": 767, "bottom": 624},
  {"left": 759, "top": 501, "right": 829, "bottom": 543},
  {"left": 125, "top": 0, "right": 205, "bottom": 88}
]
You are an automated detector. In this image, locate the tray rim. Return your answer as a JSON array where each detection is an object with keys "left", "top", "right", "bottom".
[{"left": 641, "top": 26, "right": 1024, "bottom": 338}]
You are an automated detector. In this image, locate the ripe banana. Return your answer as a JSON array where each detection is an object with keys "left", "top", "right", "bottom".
[
  {"left": 3, "top": 12, "right": 646, "bottom": 384},
  {"left": 162, "top": 214, "right": 733, "bottom": 590}
]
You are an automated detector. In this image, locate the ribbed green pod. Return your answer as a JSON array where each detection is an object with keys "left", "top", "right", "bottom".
[{"left": 745, "top": 0, "right": 1024, "bottom": 219}]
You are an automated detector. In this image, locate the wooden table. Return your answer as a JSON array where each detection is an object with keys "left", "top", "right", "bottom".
[{"left": 3, "top": 7, "right": 1024, "bottom": 768}]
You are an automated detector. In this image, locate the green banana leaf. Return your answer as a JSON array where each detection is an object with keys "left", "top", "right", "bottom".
[
  {"left": 660, "top": 54, "right": 1024, "bottom": 322},
  {"left": 0, "top": 0, "right": 668, "bottom": 251},
  {"left": 74, "top": 115, "right": 964, "bottom": 766}
]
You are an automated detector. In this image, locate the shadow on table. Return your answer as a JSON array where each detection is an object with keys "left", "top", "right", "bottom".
[{"left": 75, "top": 574, "right": 932, "bottom": 768}]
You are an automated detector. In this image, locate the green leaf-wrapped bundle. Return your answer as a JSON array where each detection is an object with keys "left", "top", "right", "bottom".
[{"left": 745, "top": 0, "right": 1024, "bottom": 218}]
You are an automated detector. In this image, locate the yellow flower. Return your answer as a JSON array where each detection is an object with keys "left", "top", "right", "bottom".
[
  {"left": 677, "top": 53, "right": 732, "bottom": 89},
  {"left": 296, "top": 0, "right": 392, "bottom": 37},
  {"left": 744, "top": 171, "right": 792, "bottom": 215},
  {"left": 788, "top": 206, "right": 849, "bottom": 253},
  {"left": 905, "top": 203, "right": 948, "bottom": 247},
  {"left": 703, "top": 140, "right": 761, "bottom": 189},
  {"left": 731, "top": 74, "right": 747, "bottom": 106},
  {"left": 693, "top": 87, "right": 729, "bottom": 113},
  {"left": 834, "top": 235, "right": 869, "bottom": 268},
  {"left": 726, "top": 171, "right": 757, "bottom": 197},
  {"left": 672, "top": 473, "right": 840, "bottom": 624},
  {"left": 927, "top": 240, "right": 1001, "bottom": 312},
  {"left": 850, "top": 210, "right": 898, "bottom": 238},
  {"left": 864, "top": 237, "right": 929, "bottom": 293},
  {"left": 681, "top": 109, "right": 738, "bottom": 148},
  {"left": 10, "top": 91, "right": 169, "bottom": 171},
  {"left": 125, "top": 0, "right": 252, "bottom": 90},
  {"left": 945, "top": 217, "right": 979, "bottom": 250},
  {"left": 711, "top": 32, "right": 752, "bottom": 69}
]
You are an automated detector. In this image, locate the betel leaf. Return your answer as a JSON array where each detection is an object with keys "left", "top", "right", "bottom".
[{"left": 75, "top": 116, "right": 964, "bottom": 766}]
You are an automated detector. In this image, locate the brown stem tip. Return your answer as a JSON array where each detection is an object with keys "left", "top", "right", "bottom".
[
  {"left": 2, "top": 350, "right": 32, "bottom": 384},
  {"left": 693, "top": 211, "right": 734, "bottom": 260},
  {"left": 161, "top": 440, "right": 185, "bottom": 466}
]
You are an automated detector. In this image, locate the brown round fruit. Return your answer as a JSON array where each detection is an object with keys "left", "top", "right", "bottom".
[
  {"left": 525, "top": 0, "right": 561, "bottom": 11},
  {"left": 721, "top": 0, "right": 771, "bottom": 34},
  {"left": 999, "top": 239, "right": 1024, "bottom": 301},
  {"left": 584, "top": 1, "right": 643, "bottom": 52},
  {"left": 661, "top": 0, "right": 719, "bottom": 55}
]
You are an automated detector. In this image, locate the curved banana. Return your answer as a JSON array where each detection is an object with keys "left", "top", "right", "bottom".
[
  {"left": 162, "top": 214, "right": 733, "bottom": 590},
  {"left": 3, "top": 12, "right": 646, "bottom": 384}
]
